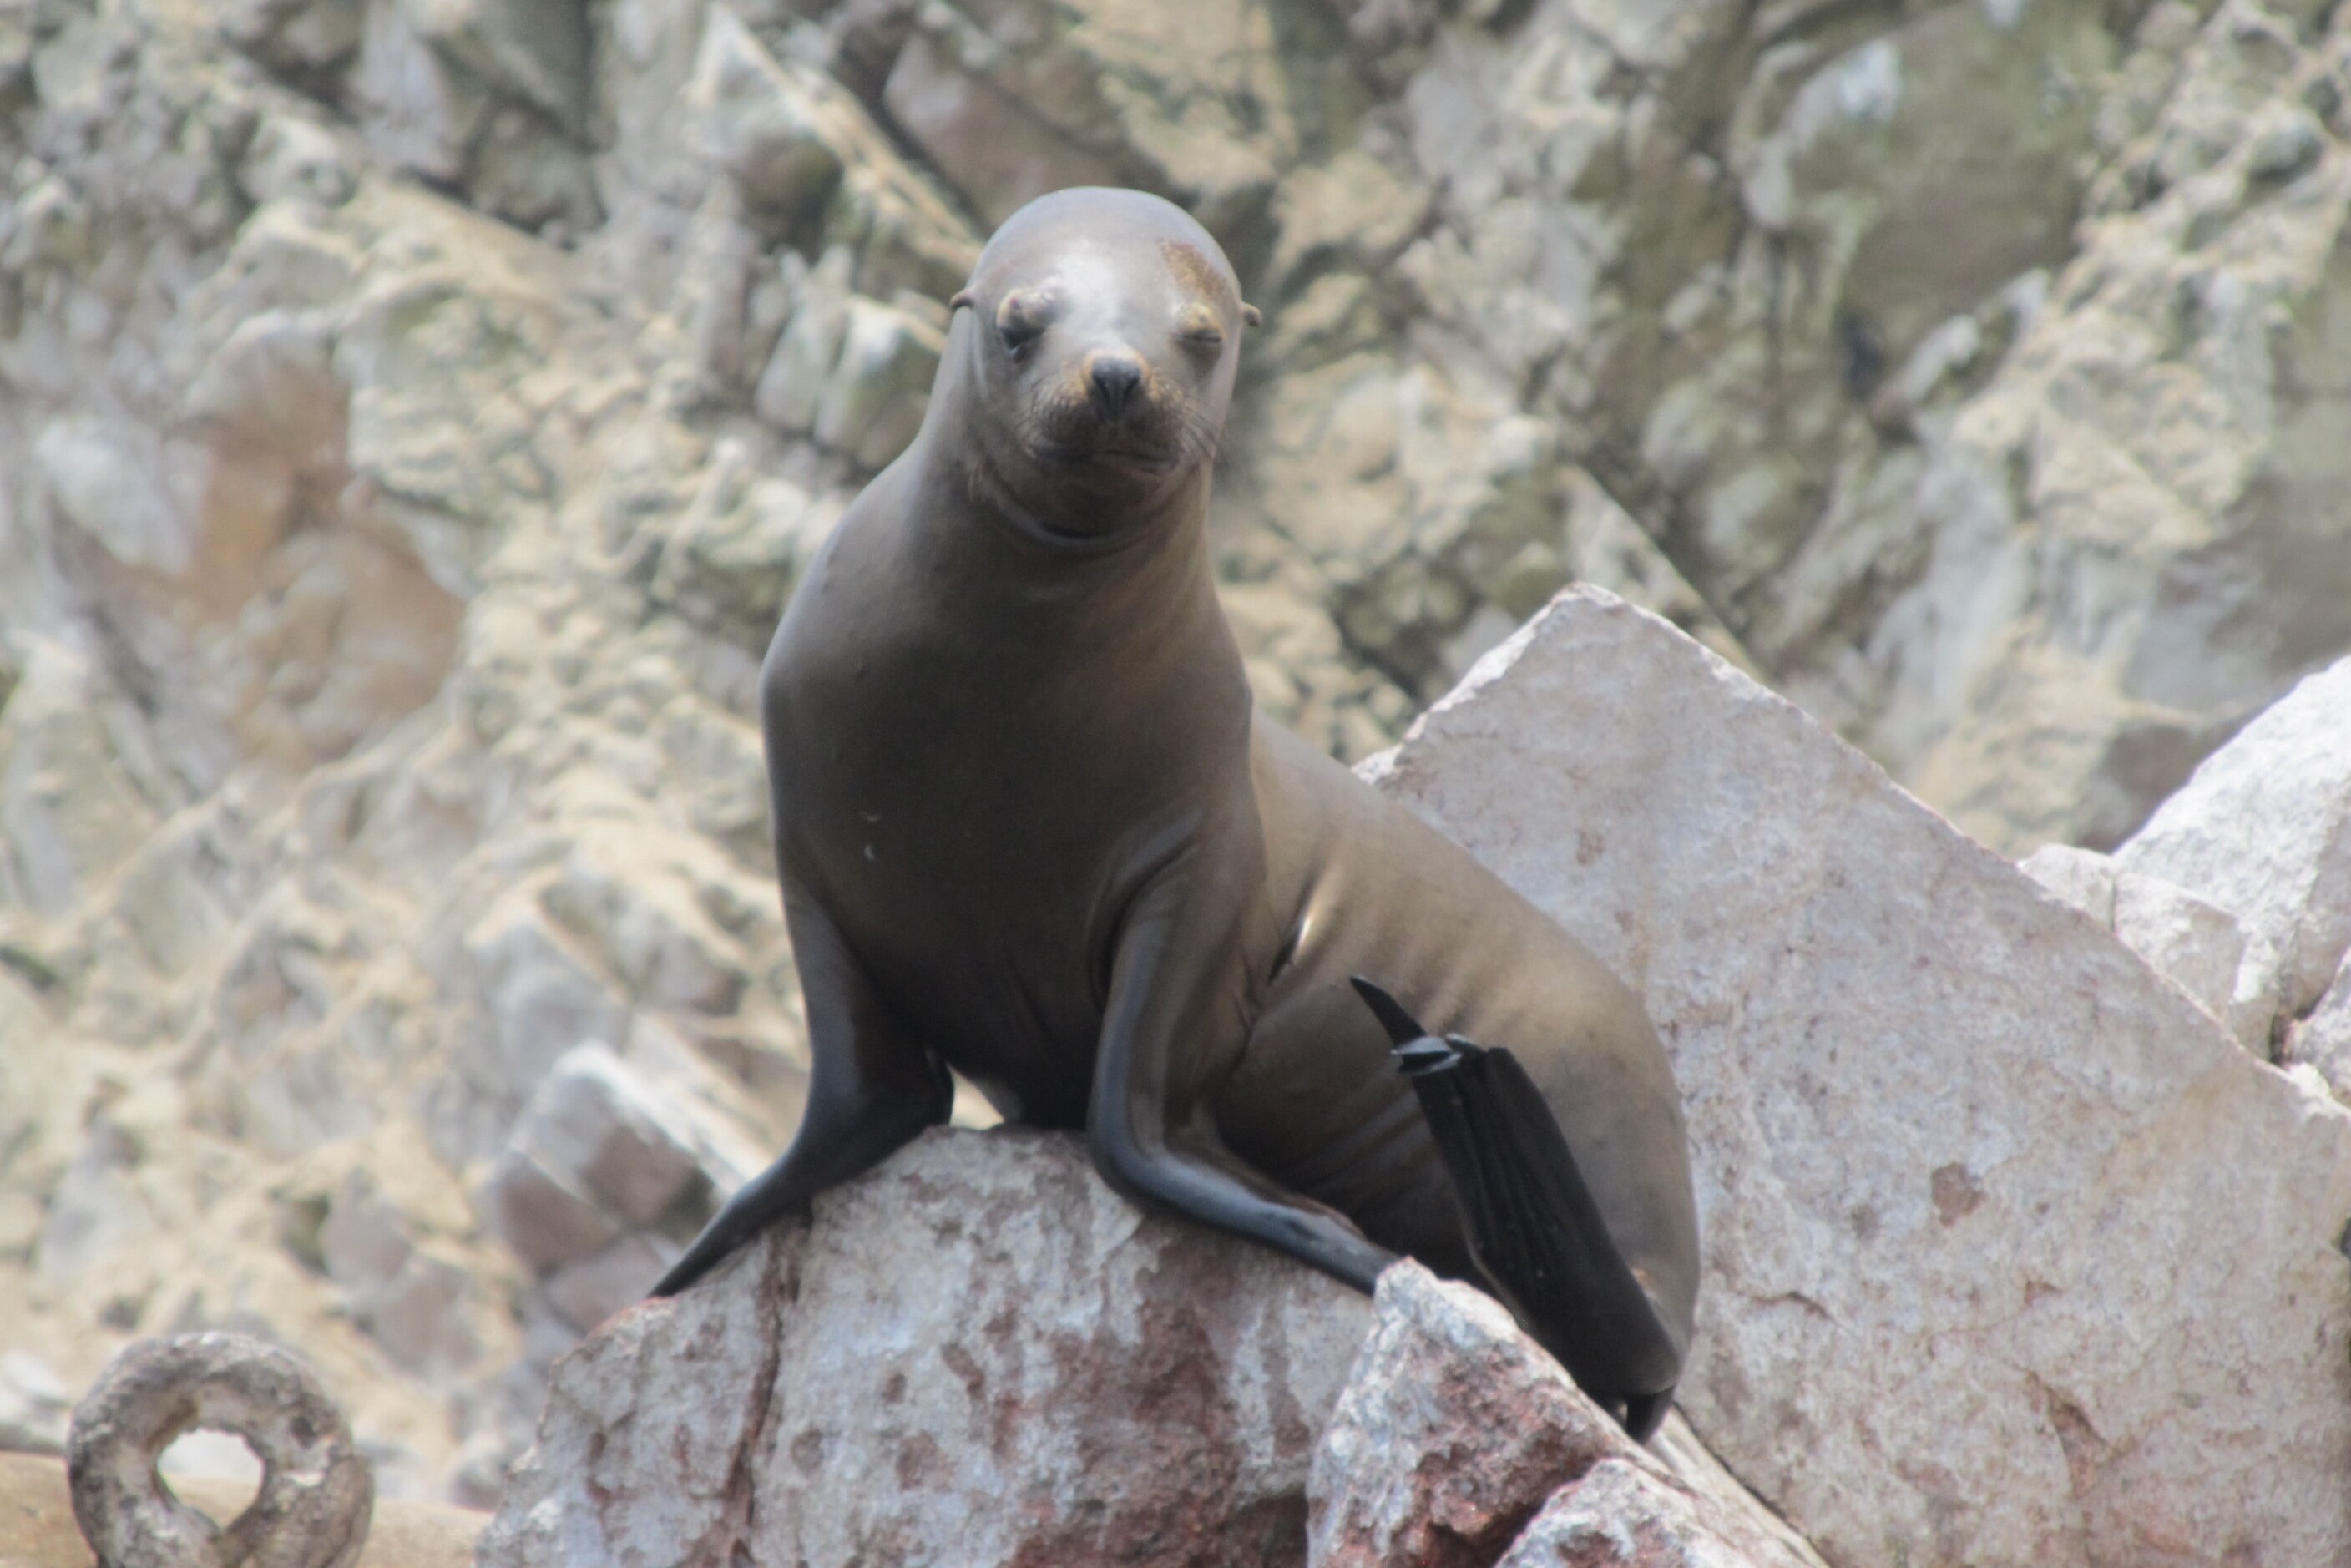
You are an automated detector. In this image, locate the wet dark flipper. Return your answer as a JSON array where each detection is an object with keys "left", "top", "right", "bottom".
[
  {"left": 1620, "top": 1388, "right": 1673, "bottom": 1444},
  {"left": 1351, "top": 978, "right": 1685, "bottom": 1434}
]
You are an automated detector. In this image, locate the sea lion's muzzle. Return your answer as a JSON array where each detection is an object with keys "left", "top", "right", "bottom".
[{"left": 1086, "top": 351, "right": 1145, "bottom": 419}]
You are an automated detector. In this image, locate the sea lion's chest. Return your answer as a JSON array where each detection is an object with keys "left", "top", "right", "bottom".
[{"left": 764, "top": 602, "right": 1171, "bottom": 1118}]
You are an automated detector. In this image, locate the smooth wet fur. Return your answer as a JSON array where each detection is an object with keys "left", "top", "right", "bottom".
[{"left": 650, "top": 188, "right": 1700, "bottom": 1432}]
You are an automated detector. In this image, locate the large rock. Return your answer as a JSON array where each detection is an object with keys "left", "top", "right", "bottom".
[
  {"left": 2016, "top": 843, "right": 2276, "bottom": 1055},
  {"left": 1309, "top": 1262, "right": 1818, "bottom": 1568},
  {"left": 2116, "top": 653, "right": 2351, "bottom": 1032},
  {"left": 1365, "top": 588, "right": 2351, "bottom": 1568},
  {"left": 478, "top": 1128, "right": 1378, "bottom": 1568}
]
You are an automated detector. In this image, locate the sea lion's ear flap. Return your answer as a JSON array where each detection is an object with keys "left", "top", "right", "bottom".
[
  {"left": 949, "top": 289, "right": 975, "bottom": 313},
  {"left": 1241, "top": 301, "right": 1263, "bottom": 328}
]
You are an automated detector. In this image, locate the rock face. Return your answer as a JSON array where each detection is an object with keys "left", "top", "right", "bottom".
[
  {"left": 478, "top": 1128, "right": 1378, "bottom": 1568},
  {"left": 1367, "top": 588, "right": 2351, "bottom": 1568},
  {"left": 11, "top": 0, "right": 2351, "bottom": 1527}
]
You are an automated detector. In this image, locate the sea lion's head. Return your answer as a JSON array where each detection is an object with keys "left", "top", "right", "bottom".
[{"left": 945, "top": 188, "right": 1259, "bottom": 539}]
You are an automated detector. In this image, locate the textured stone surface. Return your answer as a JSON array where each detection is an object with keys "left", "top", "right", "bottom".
[
  {"left": 66, "top": 1332, "right": 372, "bottom": 1568},
  {"left": 1308, "top": 1264, "right": 1816, "bottom": 1568},
  {"left": 2019, "top": 844, "right": 2274, "bottom": 1054},
  {"left": 1310, "top": 1263, "right": 1626, "bottom": 1568},
  {"left": 2117, "top": 653, "right": 2351, "bottom": 1027},
  {"left": 478, "top": 1128, "right": 1377, "bottom": 1568},
  {"left": 1368, "top": 589, "right": 2351, "bottom": 1568},
  {"left": 1494, "top": 1459, "right": 1767, "bottom": 1568}
]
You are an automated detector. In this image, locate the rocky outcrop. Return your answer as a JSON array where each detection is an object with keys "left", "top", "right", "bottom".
[
  {"left": 1367, "top": 588, "right": 2351, "bottom": 1567},
  {"left": 478, "top": 1128, "right": 1378, "bottom": 1568},
  {"left": 2117, "top": 652, "right": 2351, "bottom": 1064},
  {"left": 1309, "top": 1264, "right": 1820, "bottom": 1568},
  {"left": 481, "top": 1129, "right": 1814, "bottom": 1568}
]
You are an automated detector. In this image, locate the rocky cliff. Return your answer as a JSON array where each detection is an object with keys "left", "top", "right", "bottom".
[{"left": 3, "top": 0, "right": 2350, "bottom": 1560}]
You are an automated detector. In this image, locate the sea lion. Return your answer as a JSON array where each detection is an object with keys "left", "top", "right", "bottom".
[{"left": 651, "top": 187, "right": 1699, "bottom": 1435}]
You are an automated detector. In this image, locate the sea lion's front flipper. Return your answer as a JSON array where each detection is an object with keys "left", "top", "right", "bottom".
[
  {"left": 650, "top": 885, "right": 951, "bottom": 1298},
  {"left": 1360, "top": 979, "right": 1685, "bottom": 1440},
  {"left": 1090, "top": 873, "right": 1398, "bottom": 1293}
]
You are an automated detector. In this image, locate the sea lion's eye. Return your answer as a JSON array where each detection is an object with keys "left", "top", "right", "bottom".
[
  {"left": 1176, "top": 306, "right": 1225, "bottom": 352},
  {"left": 995, "top": 291, "right": 1053, "bottom": 355}
]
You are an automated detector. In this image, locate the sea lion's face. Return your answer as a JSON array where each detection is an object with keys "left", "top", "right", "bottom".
[{"left": 951, "top": 190, "right": 1258, "bottom": 537}]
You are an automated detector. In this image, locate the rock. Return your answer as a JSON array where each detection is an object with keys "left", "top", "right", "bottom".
[
  {"left": 2292, "top": 958, "right": 2351, "bottom": 1097},
  {"left": 66, "top": 1332, "right": 373, "bottom": 1568},
  {"left": 462, "top": 892, "right": 630, "bottom": 1113},
  {"left": 477, "top": 1146, "right": 622, "bottom": 1272},
  {"left": 1494, "top": 1459, "right": 1768, "bottom": 1568},
  {"left": 2116, "top": 653, "right": 2351, "bottom": 1027},
  {"left": 1308, "top": 1263, "right": 1633, "bottom": 1568},
  {"left": 2020, "top": 843, "right": 2274, "bottom": 1054},
  {"left": 874, "top": 0, "right": 1287, "bottom": 231},
  {"left": 690, "top": 7, "right": 847, "bottom": 220},
  {"left": 1308, "top": 1263, "right": 1817, "bottom": 1568},
  {"left": 0, "top": 1353, "right": 72, "bottom": 1455},
  {"left": 478, "top": 1127, "right": 1376, "bottom": 1568},
  {"left": 540, "top": 1232, "right": 675, "bottom": 1333},
  {"left": 0, "top": 640, "right": 166, "bottom": 918},
  {"left": 1368, "top": 588, "right": 2351, "bottom": 1568},
  {"left": 2017, "top": 842, "right": 2120, "bottom": 927},
  {"left": 685, "top": 5, "right": 973, "bottom": 299},
  {"left": 506, "top": 1044, "right": 706, "bottom": 1227}
]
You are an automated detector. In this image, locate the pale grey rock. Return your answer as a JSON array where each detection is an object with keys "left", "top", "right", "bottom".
[
  {"left": 477, "top": 1148, "right": 623, "bottom": 1274},
  {"left": 681, "top": 3, "right": 972, "bottom": 301},
  {"left": 463, "top": 891, "right": 631, "bottom": 1108},
  {"left": 508, "top": 1044, "right": 705, "bottom": 1226},
  {"left": 752, "top": 245, "right": 850, "bottom": 433},
  {"left": 874, "top": 0, "right": 1287, "bottom": 230},
  {"left": 690, "top": 6, "right": 847, "bottom": 220},
  {"left": 2018, "top": 842, "right": 2119, "bottom": 928},
  {"left": 33, "top": 1120, "right": 155, "bottom": 1283},
  {"left": 2291, "top": 958, "right": 2351, "bottom": 1099},
  {"left": 2020, "top": 843, "right": 2273, "bottom": 1055},
  {"left": 809, "top": 295, "right": 941, "bottom": 470},
  {"left": 543, "top": 837, "right": 750, "bottom": 1018},
  {"left": 540, "top": 1232, "right": 674, "bottom": 1333},
  {"left": 2118, "top": 654, "right": 2351, "bottom": 1025},
  {"left": 2111, "top": 873, "right": 2257, "bottom": 1054},
  {"left": 0, "top": 1353, "right": 71, "bottom": 1455},
  {"left": 0, "top": 641, "right": 174, "bottom": 916},
  {"left": 480, "top": 1128, "right": 1376, "bottom": 1568},
  {"left": 221, "top": 0, "right": 364, "bottom": 77},
  {"left": 1368, "top": 588, "right": 2351, "bottom": 1568},
  {"left": 350, "top": 0, "right": 490, "bottom": 186},
  {"left": 239, "top": 113, "right": 360, "bottom": 208}
]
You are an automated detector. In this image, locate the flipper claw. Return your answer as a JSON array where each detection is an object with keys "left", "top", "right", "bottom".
[{"left": 1349, "top": 975, "right": 1427, "bottom": 1048}]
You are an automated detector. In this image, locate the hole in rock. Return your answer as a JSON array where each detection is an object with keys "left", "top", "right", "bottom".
[{"left": 159, "top": 1429, "right": 265, "bottom": 1523}]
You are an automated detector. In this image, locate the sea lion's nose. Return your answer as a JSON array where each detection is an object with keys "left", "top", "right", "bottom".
[{"left": 1088, "top": 352, "right": 1144, "bottom": 418}]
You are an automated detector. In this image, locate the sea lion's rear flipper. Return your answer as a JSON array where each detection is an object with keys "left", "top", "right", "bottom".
[{"left": 1351, "top": 978, "right": 1686, "bottom": 1442}]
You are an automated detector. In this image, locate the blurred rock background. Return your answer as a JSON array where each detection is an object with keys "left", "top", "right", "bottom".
[{"left": 3, "top": 0, "right": 2348, "bottom": 1512}]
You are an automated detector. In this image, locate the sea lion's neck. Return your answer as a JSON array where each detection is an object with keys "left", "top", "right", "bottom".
[{"left": 913, "top": 419, "right": 1225, "bottom": 652}]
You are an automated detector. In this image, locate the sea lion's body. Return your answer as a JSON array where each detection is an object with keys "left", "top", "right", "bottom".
[{"left": 658, "top": 189, "right": 1698, "bottom": 1429}]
